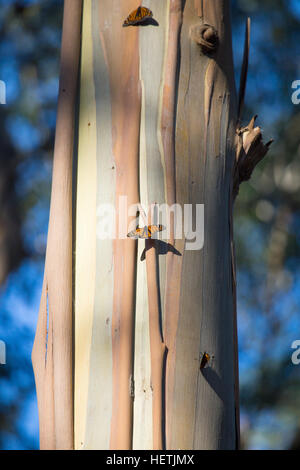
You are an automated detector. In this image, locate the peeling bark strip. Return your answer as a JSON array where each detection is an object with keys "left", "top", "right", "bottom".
[
  {"left": 234, "top": 115, "right": 273, "bottom": 199},
  {"left": 32, "top": 0, "right": 82, "bottom": 450},
  {"left": 194, "top": 0, "right": 203, "bottom": 18},
  {"left": 160, "top": 0, "right": 185, "bottom": 450},
  {"left": 145, "top": 239, "right": 167, "bottom": 450},
  {"left": 135, "top": 0, "right": 170, "bottom": 450},
  {"left": 161, "top": 0, "right": 182, "bottom": 212},
  {"left": 32, "top": 279, "right": 55, "bottom": 449}
]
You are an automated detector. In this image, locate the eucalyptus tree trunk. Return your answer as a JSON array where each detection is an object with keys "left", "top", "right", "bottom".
[{"left": 32, "top": 0, "right": 271, "bottom": 451}]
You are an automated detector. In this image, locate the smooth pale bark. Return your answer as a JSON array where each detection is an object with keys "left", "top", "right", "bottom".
[
  {"left": 74, "top": 0, "right": 114, "bottom": 450},
  {"left": 75, "top": 0, "right": 141, "bottom": 450}
]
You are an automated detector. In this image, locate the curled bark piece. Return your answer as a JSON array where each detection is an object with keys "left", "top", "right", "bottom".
[
  {"left": 146, "top": 239, "right": 167, "bottom": 450},
  {"left": 234, "top": 115, "right": 273, "bottom": 199},
  {"left": 190, "top": 23, "right": 219, "bottom": 54}
]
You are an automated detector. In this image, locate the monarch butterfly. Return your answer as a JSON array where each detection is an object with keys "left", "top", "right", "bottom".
[
  {"left": 123, "top": 6, "right": 153, "bottom": 27},
  {"left": 200, "top": 352, "right": 210, "bottom": 370},
  {"left": 127, "top": 224, "right": 164, "bottom": 239}
]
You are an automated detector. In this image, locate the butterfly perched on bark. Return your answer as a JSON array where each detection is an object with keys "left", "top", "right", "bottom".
[
  {"left": 127, "top": 225, "right": 164, "bottom": 239},
  {"left": 200, "top": 352, "right": 210, "bottom": 370},
  {"left": 123, "top": 6, "right": 153, "bottom": 27}
]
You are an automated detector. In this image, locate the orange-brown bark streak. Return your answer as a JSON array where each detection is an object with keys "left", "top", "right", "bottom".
[
  {"left": 160, "top": 0, "right": 184, "bottom": 450},
  {"left": 145, "top": 240, "right": 166, "bottom": 450},
  {"left": 32, "top": 0, "right": 82, "bottom": 450},
  {"left": 97, "top": 1, "right": 141, "bottom": 450}
]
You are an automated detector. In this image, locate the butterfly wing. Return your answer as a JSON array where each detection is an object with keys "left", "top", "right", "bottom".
[
  {"left": 123, "top": 9, "right": 137, "bottom": 27},
  {"left": 127, "top": 227, "right": 143, "bottom": 239},
  {"left": 128, "top": 226, "right": 150, "bottom": 239},
  {"left": 140, "top": 6, "right": 153, "bottom": 21},
  {"left": 134, "top": 6, "right": 142, "bottom": 21},
  {"left": 137, "top": 225, "right": 161, "bottom": 239},
  {"left": 127, "top": 225, "right": 164, "bottom": 239},
  {"left": 123, "top": 7, "right": 153, "bottom": 27},
  {"left": 140, "top": 226, "right": 149, "bottom": 239},
  {"left": 200, "top": 352, "right": 210, "bottom": 369},
  {"left": 148, "top": 225, "right": 164, "bottom": 238}
]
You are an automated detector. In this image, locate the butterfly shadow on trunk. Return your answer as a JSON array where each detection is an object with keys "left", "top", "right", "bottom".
[
  {"left": 133, "top": 18, "right": 159, "bottom": 27},
  {"left": 140, "top": 239, "right": 182, "bottom": 262}
]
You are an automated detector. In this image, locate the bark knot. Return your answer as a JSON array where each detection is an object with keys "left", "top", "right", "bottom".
[{"left": 190, "top": 23, "right": 219, "bottom": 54}]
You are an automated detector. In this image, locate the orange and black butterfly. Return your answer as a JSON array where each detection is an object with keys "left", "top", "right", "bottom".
[
  {"left": 200, "top": 352, "right": 210, "bottom": 370},
  {"left": 123, "top": 6, "right": 153, "bottom": 27},
  {"left": 127, "top": 224, "right": 164, "bottom": 239}
]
